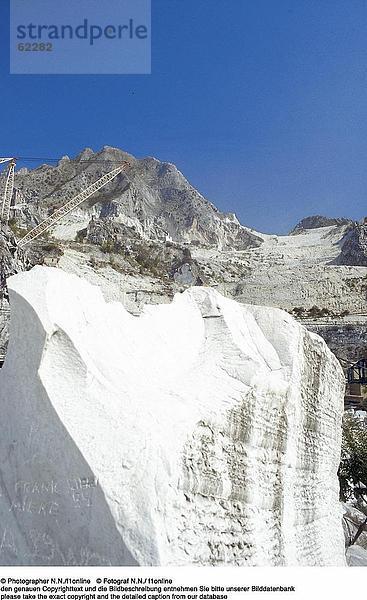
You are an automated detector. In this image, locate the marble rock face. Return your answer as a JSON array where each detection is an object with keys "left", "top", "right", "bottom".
[{"left": 0, "top": 267, "right": 346, "bottom": 566}]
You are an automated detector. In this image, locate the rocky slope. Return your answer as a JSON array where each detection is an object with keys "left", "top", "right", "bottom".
[
  {"left": 0, "top": 227, "right": 24, "bottom": 354},
  {"left": 0, "top": 268, "right": 346, "bottom": 566},
  {"left": 335, "top": 222, "right": 367, "bottom": 267}
]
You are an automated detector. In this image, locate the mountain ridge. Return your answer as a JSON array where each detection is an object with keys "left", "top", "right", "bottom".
[
  {"left": 13, "top": 146, "right": 262, "bottom": 251},
  {"left": 0, "top": 146, "right": 366, "bottom": 363}
]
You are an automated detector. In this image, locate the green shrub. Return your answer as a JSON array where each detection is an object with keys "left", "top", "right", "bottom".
[{"left": 338, "top": 414, "right": 367, "bottom": 502}]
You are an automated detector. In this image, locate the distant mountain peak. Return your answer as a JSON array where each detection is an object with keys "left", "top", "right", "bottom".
[{"left": 290, "top": 215, "right": 352, "bottom": 234}]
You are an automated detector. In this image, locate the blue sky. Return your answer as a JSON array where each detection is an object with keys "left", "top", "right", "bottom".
[{"left": 1, "top": 0, "right": 367, "bottom": 234}]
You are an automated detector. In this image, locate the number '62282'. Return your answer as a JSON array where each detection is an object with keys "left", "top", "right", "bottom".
[{"left": 18, "top": 43, "right": 53, "bottom": 51}]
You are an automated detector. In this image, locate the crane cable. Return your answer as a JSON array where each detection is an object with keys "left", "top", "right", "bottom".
[{"left": 1, "top": 156, "right": 134, "bottom": 165}]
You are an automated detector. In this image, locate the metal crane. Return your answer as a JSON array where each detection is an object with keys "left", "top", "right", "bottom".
[
  {"left": 17, "top": 161, "right": 129, "bottom": 247},
  {"left": 0, "top": 158, "right": 16, "bottom": 223},
  {"left": 348, "top": 358, "right": 367, "bottom": 385}
]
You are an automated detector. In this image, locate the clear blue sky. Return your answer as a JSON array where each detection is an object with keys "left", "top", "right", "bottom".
[{"left": 1, "top": 0, "right": 367, "bottom": 234}]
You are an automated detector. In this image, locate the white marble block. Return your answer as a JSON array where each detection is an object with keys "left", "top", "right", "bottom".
[{"left": 0, "top": 267, "right": 346, "bottom": 566}]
